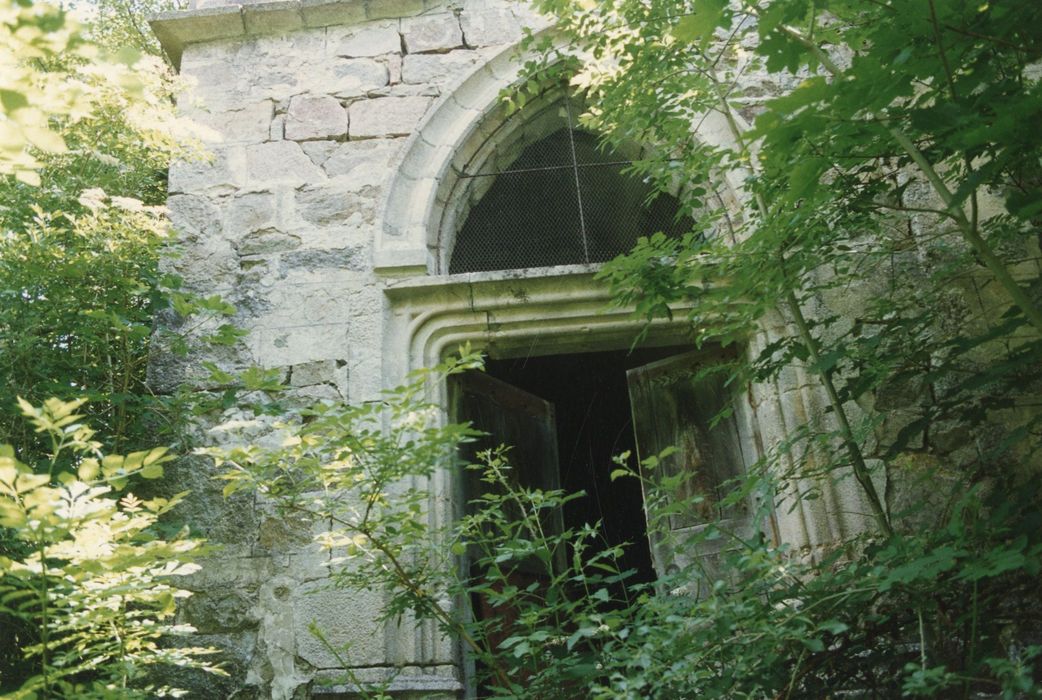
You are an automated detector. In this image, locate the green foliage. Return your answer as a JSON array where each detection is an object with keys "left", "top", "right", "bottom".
[
  {"left": 454, "top": 447, "right": 641, "bottom": 698},
  {"left": 0, "top": 398, "right": 224, "bottom": 698},
  {"left": 517, "top": 0, "right": 1042, "bottom": 520},
  {"left": 0, "top": 0, "right": 193, "bottom": 190},
  {"left": 214, "top": 0, "right": 1042, "bottom": 696},
  {"left": 4, "top": 0, "right": 1040, "bottom": 697},
  {"left": 0, "top": 200, "right": 171, "bottom": 458},
  {"left": 0, "top": 0, "right": 233, "bottom": 460},
  {"left": 223, "top": 358, "right": 1042, "bottom": 697},
  {"left": 0, "top": 0, "right": 233, "bottom": 692},
  {"left": 527, "top": 0, "right": 1042, "bottom": 446},
  {"left": 0, "top": 0, "right": 92, "bottom": 185},
  {"left": 502, "top": 0, "right": 1042, "bottom": 695},
  {"left": 0, "top": 193, "right": 242, "bottom": 459},
  {"left": 584, "top": 474, "right": 1042, "bottom": 699}
]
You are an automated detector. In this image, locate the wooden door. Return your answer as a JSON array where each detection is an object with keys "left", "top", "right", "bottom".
[
  {"left": 449, "top": 371, "right": 564, "bottom": 688},
  {"left": 449, "top": 371, "right": 564, "bottom": 557},
  {"left": 626, "top": 351, "right": 752, "bottom": 585}
]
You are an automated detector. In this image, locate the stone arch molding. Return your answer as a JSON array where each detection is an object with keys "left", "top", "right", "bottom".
[
  {"left": 373, "top": 36, "right": 869, "bottom": 669},
  {"left": 374, "top": 30, "right": 750, "bottom": 276}
]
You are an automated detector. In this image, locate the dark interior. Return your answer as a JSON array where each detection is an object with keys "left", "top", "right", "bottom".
[
  {"left": 484, "top": 347, "right": 687, "bottom": 586},
  {"left": 450, "top": 128, "right": 692, "bottom": 274}
]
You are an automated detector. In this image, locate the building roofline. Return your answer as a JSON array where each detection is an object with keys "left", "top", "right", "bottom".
[{"left": 150, "top": 0, "right": 426, "bottom": 69}]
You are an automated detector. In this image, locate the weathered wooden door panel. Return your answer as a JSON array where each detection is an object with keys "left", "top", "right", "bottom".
[
  {"left": 626, "top": 351, "right": 751, "bottom": 581},
  {"left": 448, "top": 370, "right": 564, "bottom": 573},
  {"left": 449, "top": 371, "right": 564, "bottom": 689}
]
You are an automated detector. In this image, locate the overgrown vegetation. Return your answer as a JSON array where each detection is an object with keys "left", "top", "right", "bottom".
[
  {"left": 3, "top": 0, "right": 1042, "bottom": 696},
  {"left": 0, "top": 0, "right": 231, "bottom": 693},
  {"left": 216, "top": 0, "right": 1042, "bottom": 697},
  {"left": 213, "top": 354, "right": 1042, "bottom": 698},
  {"left": 531, "top": 0, "right": 1042, "bottom": 694},
  {"left": 0, "top": 0, "right": 233, "bottom": 459},
  {"left": 0, "top": 399, "right": 223, "bottom": 699}
]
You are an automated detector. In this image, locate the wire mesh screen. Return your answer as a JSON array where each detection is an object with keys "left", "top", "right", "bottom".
[{"left": 449, "top": 126, "right": 692, "bottom": 274}]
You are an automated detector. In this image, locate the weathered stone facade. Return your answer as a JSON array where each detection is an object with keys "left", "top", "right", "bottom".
[{"left": 151, "top": 1, "right": 883, "bottom": 696}]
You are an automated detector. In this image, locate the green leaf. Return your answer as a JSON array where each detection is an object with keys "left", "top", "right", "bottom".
[
  {"left": 1006, "top": 190, "right": 1042, "bottom": 220},
  {"left": 171, "top": 293, "right": 197, "bottom": 317},
  {"left": 787, "top": 158, "right": 827, "bottom": 202},
  {"left": 672, "top": 0, "right": 728, "bottom": 46},
  {"left": 0, "top": 89, "right": 29, "bottom": 112},
  {"left": 139, "top": 463, "right": 164, "bottom": 479},
  {"left": 124, "top": 449, "right": 148, "bottom": 470},
  {"left": 819, "top": 620, "right": 848, "bottom": 635},
  {"left": 203, "top": 362, "right": 236, "bottom": 385},
  {"left": 801, "top": 637, "right": 825, "bottom": 652},
  {"left": 241, "top": 366, "right": 285, "bottom": 392},
  {"left": 101, "top": 454, "right": 125, "bottom": 476},
  {"left": 143, "top": 446, "right": 171, "bottom": 466}
]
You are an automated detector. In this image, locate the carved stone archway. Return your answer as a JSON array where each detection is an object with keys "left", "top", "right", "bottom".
[{"left": 375, "top": 30, "right": 749, "bottom": 277}]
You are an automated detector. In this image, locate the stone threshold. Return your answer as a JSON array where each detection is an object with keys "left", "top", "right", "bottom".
[{"left": 310, "top": 663, "right": 462, "bottom": 696}]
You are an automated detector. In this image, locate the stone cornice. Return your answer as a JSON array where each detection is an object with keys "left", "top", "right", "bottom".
[
  {"left": 382, "top": 267, "right": 702, "bottom": 376},
  {"left": 382, "top": 265, "right": 603, "bottom": 301},
  {"left": 149, "top": 0, "right": 428, "bottom": 69}
]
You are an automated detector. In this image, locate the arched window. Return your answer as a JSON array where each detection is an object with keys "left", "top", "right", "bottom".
[{"left": 449, "top": 119, "right": 692, "bottom": 274}]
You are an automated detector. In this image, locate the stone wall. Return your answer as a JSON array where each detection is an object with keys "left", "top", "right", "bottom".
[
  {"left": 161, "top": 0, "right": 548, "bottom": 390},
  {"left": 150, "top": 1, "right": 875, "bottom": 697},
  {"left": 152, "top": 2, "right": 564, "bottom": 697}
]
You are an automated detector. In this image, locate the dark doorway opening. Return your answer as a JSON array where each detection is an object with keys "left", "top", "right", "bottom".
[
  {"left": 479, "top": 347, "right": 686, "bottom": 586},
  {"left": 451, "top": 344, "right": 756, "bottom": 696}
]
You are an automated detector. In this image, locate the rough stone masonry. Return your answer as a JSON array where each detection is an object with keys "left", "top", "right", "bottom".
[{"left": 149, "top": 1, "right": 882, "bottom": 697}]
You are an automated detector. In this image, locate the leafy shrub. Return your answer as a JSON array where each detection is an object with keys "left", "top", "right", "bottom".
[
  {"left": 213, "top": 351, "right": 1042, "bottom": 699},
  {"left": 0, "top": 0, "right": 226, "bottom": 462},
  {"left": 0, "top": 196, "right": 243, "bottom": 461},
  {"left": 585, "top": 477, "right": 1042, "bottom": 699},
  {"left": 0, "top": 0, "right": 231, "bottom": 694},
  {"left": 0, "top": 398, "right": 224, "bottom": 698},
  {"left": 485, "top": 2, "right": 1042, "bottom": 694}
]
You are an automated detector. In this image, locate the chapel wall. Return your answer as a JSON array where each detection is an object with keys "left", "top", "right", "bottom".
[
  {"left": 157, "top": 2, "right": 550, "bottom": 697},
  {"left": 150, "top": 0, "right": 914, "bottom": 696}
]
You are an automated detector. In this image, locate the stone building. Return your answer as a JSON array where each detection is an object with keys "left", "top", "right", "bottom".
[{"left": 149, "top": 1, "right": 884, "bottom": 696}]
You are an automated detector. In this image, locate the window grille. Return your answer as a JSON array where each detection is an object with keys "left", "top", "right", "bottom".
[{"left": 449, "top": 107, "right": 692, "bottom": 274}]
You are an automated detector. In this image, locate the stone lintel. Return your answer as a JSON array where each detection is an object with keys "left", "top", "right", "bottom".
[
  {"left": 382, "top": 267, "right": 700, "bottom": 372},
  {"left": 382, "top": 264, "right": 603, "bottom": 299}
]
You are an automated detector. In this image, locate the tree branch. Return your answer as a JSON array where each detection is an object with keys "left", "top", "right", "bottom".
[{"left": 765, "top": 19, "right": 1042, "bottom": 333}]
